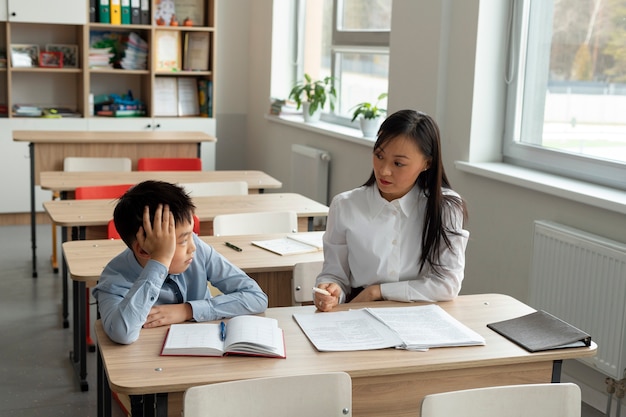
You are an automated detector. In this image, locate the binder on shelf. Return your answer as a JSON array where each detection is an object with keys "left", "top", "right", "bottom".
[
  {"left": 90, "top": 0, "right": 97, "bottom": 22},
  {"left": 98, "top": 0, "right": 110, "bottom": 23},
  {"left": 140, "top": 0, "right": 150, "bottom": 24},
  {"left": 110, "top": 0, "right": 122, "bottom": 24},
  {"left": 130, "top": 0, "right": 141, "bottom": 24},
  {"left": 121, "top": 0, "right": 131, "bottom": 24}
]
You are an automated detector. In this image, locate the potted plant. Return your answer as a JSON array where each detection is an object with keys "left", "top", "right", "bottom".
[
  {"left": 288, "top": 73, "right": 336, "bottom": 123},
  {"left": 350, "top": 92, "right": 388, "bottom": 137}
]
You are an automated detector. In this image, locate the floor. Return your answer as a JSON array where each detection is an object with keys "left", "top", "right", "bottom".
[
  {"left": 0, "top": 224, "right": 606, "bottom": 417},
  {"left": 0, "top": 224, "right": 125, "bottom": 417}
]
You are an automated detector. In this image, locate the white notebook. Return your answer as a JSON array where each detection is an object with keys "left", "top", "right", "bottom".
[{"left": 252, "top": 231, "right": 324, "bottom": 255}]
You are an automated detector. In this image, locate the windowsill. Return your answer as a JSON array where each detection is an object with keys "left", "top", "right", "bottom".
[
  {"left": 266, "top": 114, "right": 376, "bottom": 148},
  {"left": 455, "top": 161, "right": 626, "bottom": 215}
]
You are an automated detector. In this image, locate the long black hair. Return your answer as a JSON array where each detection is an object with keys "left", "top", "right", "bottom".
[{"left": 363, "top": 109, "right": 467, "bottom": 275}]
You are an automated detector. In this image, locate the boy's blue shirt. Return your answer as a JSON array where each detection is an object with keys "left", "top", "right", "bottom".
[{"left": 93, "top": 233, "right": 268, "bottom": 344}]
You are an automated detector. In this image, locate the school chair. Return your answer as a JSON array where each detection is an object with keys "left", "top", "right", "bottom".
[
  {"left": 420, "top": 383, "right": 581, "bottom": 417},
  {"left": 212, "top": 211, "right": 298, "bottom": 236},
  {"left": 292, "top": 260, "right": 324, "bottom": 305},
  {"left": 179, "top": 181, "right": 248, "bottom": 196},
  {"left": 182, "top": 372, "right": 352, "bottom": 417},
  {"left": 137, "top": 157, "right": 202, "bottom": 171}
]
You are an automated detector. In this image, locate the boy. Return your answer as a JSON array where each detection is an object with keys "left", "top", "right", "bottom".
[{"left": 92, "top": 180, "right": 268, "bottom": 344}]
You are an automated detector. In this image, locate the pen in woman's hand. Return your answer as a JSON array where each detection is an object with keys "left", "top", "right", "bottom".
[{"left": 312, "top": 287, "right": 331, "bottom": 296}]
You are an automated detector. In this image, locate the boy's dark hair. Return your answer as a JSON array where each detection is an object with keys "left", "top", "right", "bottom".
[{"left": 113, "top": 180, "right": 196, "bottom": 247}]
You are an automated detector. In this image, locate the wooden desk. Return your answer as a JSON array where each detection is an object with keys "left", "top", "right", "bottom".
[
  {"left": 39, "top": 170, "right": 282, "bottom": 195},
  {"left": 95, "top": 294, "right": 597, "bottom": 417},
  {"left": 44, "top": 193, "right": 327, "bottom": 237},
  {"left": 64, "top": 233, "right": 324, "bottom": 392},
  {"left": 14, "top": 130, "right": 217, "bottom": 278}
]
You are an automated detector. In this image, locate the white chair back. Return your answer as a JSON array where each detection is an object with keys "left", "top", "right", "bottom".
[
  {"left": 420, "top": 383, "right": 581, "bottom": 417},
  {"left": 180, "top": 181, "right": 248, "bottom": 196},
  {"left": 183, "top": 372, "right": 352, "bottom": 417},
  {"left": 293, "top": 260, "right": 324, "bottom": 304},
  {"left": 213, "top": 211, "right": 298, "bottom": 236},
  {"left": 63, "top": 157, "right": 132, "bottom": 172}
]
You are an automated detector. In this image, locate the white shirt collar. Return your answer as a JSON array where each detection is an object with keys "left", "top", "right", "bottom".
[{"left": 367, "top": 183, "right": 421, "bottom": 219}]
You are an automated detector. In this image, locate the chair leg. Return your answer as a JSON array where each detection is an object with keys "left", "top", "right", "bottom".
[
  {"left": 50, "top": 224, "right": 59, "bottom": 273},
  {"left": 86, "top": 288, "right": 95, "bottom": 352},
  {"left": 50, "top": 191, "right": 59, "bottom": 274}
]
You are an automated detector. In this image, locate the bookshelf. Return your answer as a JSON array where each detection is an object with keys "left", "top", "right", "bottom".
[{"left": 0, "top": 0, "right": 216, "bottom": 214}]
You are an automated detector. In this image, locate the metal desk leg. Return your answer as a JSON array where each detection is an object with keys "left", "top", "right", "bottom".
[
  {"left": 61, "top": 226, "right": 69, "bottom": 328},
  {"left": 29, "top": 143, "right": 37, "bottom": 278},
  {"left": 70, "top": 279, "right": 88, "bottom": 391},
  {"left": 97, "top": 344, "right": 112, "bottom": 417},
  {"left": 131, "top": 393, "right": 168, "bottom": 417},
  {"left": 551, "top": 359, "right": 563, "bottom": 383}
]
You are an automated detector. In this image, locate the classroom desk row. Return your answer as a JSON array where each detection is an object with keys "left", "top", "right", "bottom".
[
  {"left": 64, "top": 233, "right": 324, "bottom": 392},
  {"left": 95, "top": 294, "right": 597, "bottom": 417}
]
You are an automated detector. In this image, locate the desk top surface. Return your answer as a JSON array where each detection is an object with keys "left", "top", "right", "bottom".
[
  {"left": 44, "top": 193, "right": 328, "bottom": 226},
  {"left": 63, "top": 232, "right": 325, "bottom": 281},
  {"left": 95, "top": 293, "right": 597, "bottom": 395},
  {"left": 13, "top": 130, "right": 216, "bottom": 143},
  {"left": 39, "top": 170, "right": 282, "bottom": 191}
]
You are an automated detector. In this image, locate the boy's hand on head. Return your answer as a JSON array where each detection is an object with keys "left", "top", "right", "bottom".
[{"left": 136, "top": 204, "right": 177, "bottom": 267}]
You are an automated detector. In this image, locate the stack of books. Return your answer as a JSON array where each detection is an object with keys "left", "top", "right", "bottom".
[
  {"left": 120, "top": 32, "right": 148, "bottom": 70},
  {"left": 89, "top": 48, "right": 115, "bottom": 68}
]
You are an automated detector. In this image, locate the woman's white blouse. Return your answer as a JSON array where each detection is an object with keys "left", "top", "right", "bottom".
[{"left": 317, "top": 184, "right": 469, "bottom": 303}]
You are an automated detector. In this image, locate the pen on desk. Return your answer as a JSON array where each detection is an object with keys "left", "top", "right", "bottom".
[
  {"left": 312, "top": 287, "right": 331, "bottom": 296},
  {"left": 220, "top": 321, "right": 226, "bottom": 341},
  {"left": 224, "top": 242, "right": 243, "bottom": 252}
]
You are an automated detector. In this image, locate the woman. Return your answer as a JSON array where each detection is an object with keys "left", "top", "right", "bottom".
[{"left": 314, "top": 109, "right": 469, "bottom": 311}]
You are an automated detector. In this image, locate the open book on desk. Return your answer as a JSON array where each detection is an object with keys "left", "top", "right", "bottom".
[
  {"left": 161, "top": 315, "right": 286, "bottom": 358},
  {"left": 293, "top": 304, "right": 486, "bottom": 352},
  {"left": 251, "top": 231, "right": 324, "bottom": 256}
]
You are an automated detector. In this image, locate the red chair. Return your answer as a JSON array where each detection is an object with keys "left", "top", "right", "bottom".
[
  {"left": 75, "top": 183, "right": 134, "bottom": 351},
  {"left": 75, "top": 183, "right": 134, "bottom": 200},
  {"left": 137, "top": 157, "right": 202, "bottom": 171}
]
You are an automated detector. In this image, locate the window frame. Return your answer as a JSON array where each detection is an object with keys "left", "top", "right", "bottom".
[
  {"left": 302, "top": 0, "right": 391, "bottom": 128},
  {"left": 502, "top": 0, "right": 626, "bottom": 191}
]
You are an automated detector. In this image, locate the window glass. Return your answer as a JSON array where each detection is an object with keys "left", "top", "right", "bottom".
[
  {"left": 505, "top": 0, "right": 626, "bottom": 189},
  {"left": 338, "top": 0, "right": 392, "bottom": 31}
]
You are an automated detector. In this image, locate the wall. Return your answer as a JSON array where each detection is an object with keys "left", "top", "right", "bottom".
[{"left": 216, "top": 0, "right": 626, "bottom": 412}]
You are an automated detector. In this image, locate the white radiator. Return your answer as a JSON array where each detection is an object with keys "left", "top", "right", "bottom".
[
  {"left": 291, "top": 144, "right": 331, "bottom": 204},
  {"left": 529, "top": 220, "right": 626, "bottom": 379}
]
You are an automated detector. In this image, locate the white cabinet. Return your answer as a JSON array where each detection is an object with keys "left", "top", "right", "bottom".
[
  {"left": 0, "top": 0, "right": 7, "bottom": 21},
  {"left": 6, "top": 0, "right": 86, "bottom": 25},
  {"left": 87, "top": 117, "right": 217, "bottom": 171}
]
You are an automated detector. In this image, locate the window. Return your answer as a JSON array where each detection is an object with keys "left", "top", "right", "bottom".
[
  {"left": 503, "top": 0, "right": 626, "bottom": 190},
  {"left": 276, "top": 0, "right": 391, "bottom": 128}
]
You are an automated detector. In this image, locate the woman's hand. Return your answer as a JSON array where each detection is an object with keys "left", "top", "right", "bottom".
[{"left": 313, "top": 282, "right": 341, "bottom": 312}]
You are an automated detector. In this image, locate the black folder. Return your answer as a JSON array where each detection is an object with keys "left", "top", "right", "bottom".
[{"left": 487, "top": 310, "right": 591, "bottom": 352}]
